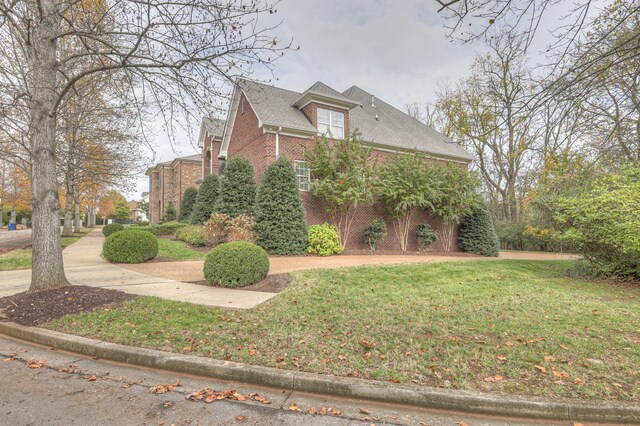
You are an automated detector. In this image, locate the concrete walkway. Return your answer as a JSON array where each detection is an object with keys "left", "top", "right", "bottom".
[
  {"left": 0, "top": 229, "right": 275, "bottom": 309},
  {"left": 121, "top": 248, "right": 578, "bottom": 283}
]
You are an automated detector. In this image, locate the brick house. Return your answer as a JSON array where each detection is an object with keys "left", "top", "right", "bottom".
[
  {"left": 198, "top": 78, "right": 473, "bottom": 251},
  {"left": 146, "top": 154, "right": 205, "bottom": 224}
]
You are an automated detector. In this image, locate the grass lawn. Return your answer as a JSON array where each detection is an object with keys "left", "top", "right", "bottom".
[
  {"left": 157, "top": 238, "right": 206, "bottom": 261},
  {"left": 46, "top": 260, "right": 639, "bottom": 401},
  {"left": 0, "top": 229, "right": 92, "bottom": 271}
]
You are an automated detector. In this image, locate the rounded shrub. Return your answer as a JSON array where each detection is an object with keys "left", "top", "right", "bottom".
[
  {"left": 103, "top": 223, "right": 124, "bottom": 237},
  {"left": 459, "top": 206, "right": 500, "bottom": 257},
  {"left": 203, "top": 241, "right": 269, "bottom": 287},
  {"left": 307, "top": 223, "right": 343, "bottom": 256},
  {"left": 103, "top": 229, "right": 159, "bottom": 263}
]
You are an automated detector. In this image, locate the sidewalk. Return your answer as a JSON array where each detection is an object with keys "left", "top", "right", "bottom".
[{"left": 0, "top": 229, "right": 275, "bottom": 309}]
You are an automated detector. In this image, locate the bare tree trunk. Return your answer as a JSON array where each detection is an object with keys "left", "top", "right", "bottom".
[
  {"left": 74, "top": 193, "right": 81, "bottom": 233},
  {"left": 28, "top": 0, "right": 69, "bottom": 292},
  {"left": 62, "top": 180, "right": 74, "bottom": 236}
]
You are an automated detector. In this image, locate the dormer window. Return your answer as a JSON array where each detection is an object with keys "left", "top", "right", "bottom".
[{"left": 317, "top": 108, "right": 344, "bottom": 139}]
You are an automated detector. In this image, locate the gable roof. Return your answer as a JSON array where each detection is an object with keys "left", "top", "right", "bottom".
[
  {"left": 228, "top": 79, "right": 473, "bottom": 162},
  {"left": 203, "top": 117, "right": 225, "bottom": 139},
  {"left": 292, "top": 81, "right": 360, "bottom": 109},
  {"left": 343, "top": 86, "right": 473, "bottom": 161},
  {"left": 145, "top": 153, "right": 202, "bottom": 175}
]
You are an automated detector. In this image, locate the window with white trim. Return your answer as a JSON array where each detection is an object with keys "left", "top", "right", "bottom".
[
  {"left": 294, "top": 160, "right": 310, "bottom": 191},
  {"left": 317, "top": 108, "right": 344, "bottom": 139}
]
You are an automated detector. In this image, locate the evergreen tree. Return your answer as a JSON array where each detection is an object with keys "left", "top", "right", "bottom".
[
  {"left": 215, "top": 156, "right": 256, "bottom": 217},
  {"left": 459, "top": 206, "right": 500, "bottom": 257},
  {"left": 255, "top": 157, "right": 308, "bottom": 254},
  {"left": 189, "top": 174, "right": 219, "bottom": 225},
  {"left": 162, "top": 201, "right": 177, "bottom": 222},
  {"left": 179, "top": 187, "right": 198, "bottom": 221},
  {"left": 114, "top": 198, "right": 130, "bottom": 220}
]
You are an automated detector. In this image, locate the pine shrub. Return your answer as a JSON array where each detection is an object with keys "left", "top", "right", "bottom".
[
  {"left": 307, "top": 223, "right": 343, "bottom": 256},
  {"left": 179, "top": 187, "right": 198, "bottom": 221},
  {"left": 103, "top": 229, "right": 158, "bottom": 263},
  {"left": 362, "top": 218, "right": 387, "bottom": 250},
  {"left": 102, "top": 223, "right": 124, "bottom": 237},
  {"left": 203, "top": 241, "right": 269, "bottom": 287},
  {"left": 416, "top": 223, "right": 438, "bottom": 251},
  {"left": 254, "top": 158, "right": 308, "bottom": 254},
  {"left": 215, "top": 156, "right": 256, "bottom": 217},
  {"left": 189, "top": 174, "right": 219, "bottom": 225},
  {"left": 459, "top": 206, "right": 500, "bottom": 257}
]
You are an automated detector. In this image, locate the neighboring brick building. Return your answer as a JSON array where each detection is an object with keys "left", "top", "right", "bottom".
[
  {"left": 146, "top": 154, "right": 204, "bottom": 224},
  {"left": 198, "top": 78, "right": 474, "bottom": 251}
]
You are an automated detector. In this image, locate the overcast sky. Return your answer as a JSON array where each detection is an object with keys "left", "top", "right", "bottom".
[{"left": 129, "top": 0, "right": 599, "bottom": 199}]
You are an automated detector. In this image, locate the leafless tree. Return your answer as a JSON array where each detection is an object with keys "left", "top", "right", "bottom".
[{"left": 0, "top": 0, "right": 290, "bottom": 291}]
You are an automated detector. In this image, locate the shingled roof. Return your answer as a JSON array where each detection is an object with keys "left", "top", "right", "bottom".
[{"left": 235, "top": 79, "right": 473, "bottom": 162}]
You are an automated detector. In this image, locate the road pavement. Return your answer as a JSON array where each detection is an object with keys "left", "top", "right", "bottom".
[{"left": 0, "top": 334, "right": 560, "bottom": 426}]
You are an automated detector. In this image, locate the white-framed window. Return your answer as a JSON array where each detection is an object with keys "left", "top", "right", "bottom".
[
  {"left": 294, "top": 160, "right": 310, "bottom": 191},
  {"left": 317, "top": 108, "right": 344, "bottom": 139}
]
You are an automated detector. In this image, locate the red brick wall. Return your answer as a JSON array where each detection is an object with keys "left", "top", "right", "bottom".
[
  {"left": 223, "top": 95, "right": 466, "bottom": 252},
  {"left": 203, "top": 135, "right": 222, "bottom": 177},
  {"left": 176, "top": 162, "right": 201, "bottom": 218}
]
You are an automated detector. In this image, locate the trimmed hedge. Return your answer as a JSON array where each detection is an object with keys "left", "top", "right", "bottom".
[
  {"left": 459, "top": 206, "right": 500, "bottom": 257},
  {"left": 190, "top": 174, "right": 219, "bottom": 225},
  {"left": 103, "top": 229, "right": 158, "bottom": 263},
  {"left": 175, "top": 225, "right": 205, "bottom": 246},
  {"left": 103, "top": 223, "right": 124, "bottom": 237},
  {"left": 179, "top": 187, "right": 198, "bottom": 221},
  {"left": 135, "top": 221, "right": 187, "bottom": 236},
  {"left": 203, "top": 241, "right": 269, "bottom": 288},
  {"left": 307, "top": 223, "right": 343, "bottom": 256},
  {"left": 215, "top": 156, "right": 256, "bottom": 217},
  {"left": 254, "top": 157, "right": 308, "bottom": 254}
]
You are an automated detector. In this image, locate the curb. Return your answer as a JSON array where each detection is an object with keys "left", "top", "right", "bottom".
[{"left": 1, "top": 321, "right": 638, "bottom": 424}]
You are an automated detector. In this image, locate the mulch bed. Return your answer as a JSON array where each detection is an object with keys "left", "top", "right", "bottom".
[
  {"left": 187, "top": 273, "right": 292, "bottom": 293},
  {"left": 0, "top": 285, "right": 137, "bottom": 327}
]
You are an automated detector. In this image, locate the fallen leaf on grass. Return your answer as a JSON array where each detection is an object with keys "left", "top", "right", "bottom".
[
  {"left": 150, "top": 380, "right": 180, "bottom": 394},
  {"left": 560, "top": 344, "right": 569, "bottom": 350},
  {"left": 249, "top": 349, "right": 257, "bottom": 356},
  {"left": 612, "top": 382, "right": 623, "bottom": 388},
  {"left": 496, "top": 354, "right": 507, "bottom": 362},
  {"left": 535, "top": 365, "right": 547, "bottom": 374},
  {"left": 483, "top": 374, "right": 504, "bottom": 382},
  {"left": 544, "top": 355, "right": 555, "bottom": 362},
  {"left": 27, "top": 359, "right": 45, "bottom": 369},
  {"left": 573, "top": 378, "right": 584, "bottom": 385},
  {"left": 505, "top": 341, "right": 514, "bottom": 347},
  {"left": 378, "top": 354, "right": 387, "bottom": 360}
]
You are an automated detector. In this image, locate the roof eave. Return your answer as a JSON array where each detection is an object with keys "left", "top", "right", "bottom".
[{"left": 292, "top": 91, "right": 360, "bottom": 110}]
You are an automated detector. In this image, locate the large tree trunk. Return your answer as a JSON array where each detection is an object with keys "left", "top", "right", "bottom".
[
  {"left": 28, "top": 0, "right": 69, "bottom": 292},
  {"left": 74, "top": 193, "right": 82, "bottom": 233}
]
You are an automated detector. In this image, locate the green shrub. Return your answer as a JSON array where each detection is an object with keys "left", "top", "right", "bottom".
[
  {"left": 179, "top": 187, "right": 198, "bottom": 221},
  {"left": 203, "top": 241, "right": 269, "bottom": 287},
  {"left": 362, "top": 218, "right": 387, "bottom": 251},
  {"left": 103, "top": 229, "right": 158, "bottom": 263},
  {"left": 459, "top": 206, "right": 500, "bottom": 257},
  {"left": 307, "top": 223, "right": 343, "bottom": 256},
  {"left": 416, "top": 223, "right": 438, "bottom": 251},
  {"left": 189, "top": 174, "right": 219, "bottom": 225},
  {"left": 556, "top": 165, "right": 640, "bottom": 279},
  {"left": 103, "top": 223, "right": 124, "bottom": 237},
  {"left": 145, "top": 221, "right": 187, "bottom": 236},
  {"left": 255, "top": 157, "right": 308, "bottom": 254},
  {"left": 175, "top": 225, "right": 205, "bottom": 246},
  {"left": 495, "top": 220, "right": 526, "bottom": 250},
  {"left": 129, "top": 221, "right": 149, "bottom": 227},
  {"left": 214, "top": 156, "right": 256, "bottom": 217},
  {"left": 162, "top": 201, "right": 177, "bottom": 222}
]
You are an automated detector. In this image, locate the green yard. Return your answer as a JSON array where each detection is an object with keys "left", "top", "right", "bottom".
[
  {"left": 157, "top": 238, "right": 206, "bottom": 261},
  {"left": 47, "top": 260, "right": 639, "bottom": 401}
]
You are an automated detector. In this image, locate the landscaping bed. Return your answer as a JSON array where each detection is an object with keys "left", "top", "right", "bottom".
[
  {"left": 44, "top": 260, "right": 639, "bottom": 401},
  {"left": 0, "top": 285, "right": 136, "bottom": 326},
  {"left": 187, "top": 273, "right": 292, "bottom": 293}
]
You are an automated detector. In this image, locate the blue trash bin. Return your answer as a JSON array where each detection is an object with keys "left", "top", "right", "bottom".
[{"left": 8, "top": 223, "right": 16, "bottom": 231}]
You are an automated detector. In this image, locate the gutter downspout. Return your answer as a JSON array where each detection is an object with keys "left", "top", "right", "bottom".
[{"left": 275, "top": 126, "right": 282, "bottom": 159}]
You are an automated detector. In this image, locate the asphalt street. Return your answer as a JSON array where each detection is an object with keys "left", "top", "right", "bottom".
[{"left": 0, "top": 335, "right": 563, "bottom": 426}]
